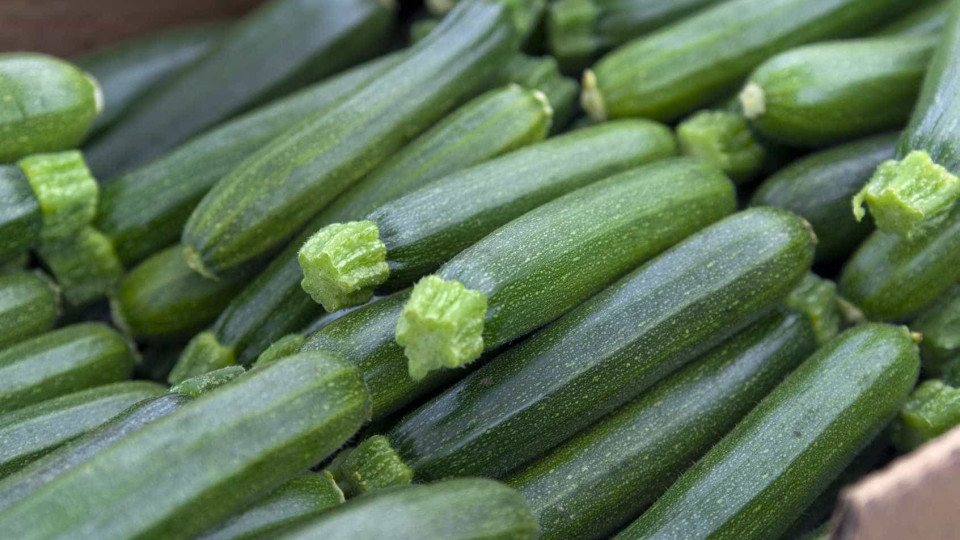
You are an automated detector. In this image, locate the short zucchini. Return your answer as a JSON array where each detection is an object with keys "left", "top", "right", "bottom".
[
  {"left": 910, "top": 283, "right": 959, "bottom": 375},
  {"left": 0, "top": 271, "right": 59, "bottom": 350}
]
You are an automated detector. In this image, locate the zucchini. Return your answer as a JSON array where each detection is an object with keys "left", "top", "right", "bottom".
[
  {"left": 740, "top": 35, "right": 937, "bottom": 148},
  {"left": 0, "top": 381, "right": 165, "bottom": 478},
  {"left": 911, "top": 284, "right": 959, "bottom": 376},
  {"left": 0, "top": 323, "right": 135, "bottom": 413},
  {"left": 394, "top": 157, "right": 736, "bottom": 379},
  {"left": 581, "top": 0, "right": 913, "bottom": 122},
  {"left": 0, "top": 351, "right": 369, "bottom": 540},
  {"left": 273, "top": 478, "right": 539, "bottom": 540},
  {"left": 338, "top": 435, "right": 414, "bottom": 496},
  {"left": 36, "top": 227, "right": 123, "bottom": 307},
  {"left": 784, "top": 273, "right": 841, "bottom": 345},
  {"left": 169, "top": 366, "right": 246, "bottom": 398},
  {"left": 855, "top": 1, "right": 960, "bottom": 238},
  {"left": 369, "top": 207, "right": 814, "bottom": 481},
  {"left": 873, "top": 0, "right": 949, "bottom": 36},
  {"left": 676, "top": 110, "right": 767, "bottom": 185},
  {"left": 196, "top": 472, "right": 344, "bottom": 540},
  {"left": 614, "top": 323, "right": 919, "bottom": 540},
  {"left": 182, "top": 0, "right": 525, "bottom": 277},
  {"left": 891, "top": 379, "right": 960, "bottom": 452},
  {"left": 299, "top": 120, "right": 676, "bottom": 312},
  {"left": 75, "top": 24, "right": 226, "bottom": 136},
  {"left": 506, "top": 308, "right": 816, "bottom": 540},
  {"left": 751, "top": 132, "right": 898, "bottom": 262},
  {"left": 0, "top": 166, "right": 40, "bottom": 262},
  {"left": 0, "top": 393, "right": 191, "bottom": 511},
  {"left": 84, "top": 0, "right": 396, "bottom": 178},
  {"left": 495, "top": 55, "right": 579, "bottom": 133},
  {"left": 0, "top": 271, "right": 59, "bottom": 350},
  {"left": 0, "top": 54, "right": 101, "bottom": 162}
]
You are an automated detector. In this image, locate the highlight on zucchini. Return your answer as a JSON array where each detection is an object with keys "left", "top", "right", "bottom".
[
  {"left": 0, "top": 271, "right": 60, "bottom": 350},
  {"left": 676, "top": 110, "right": 766, "bottom": 184},
  {"left": 891, "top": 380, "right": 960, "bottom": 452}
]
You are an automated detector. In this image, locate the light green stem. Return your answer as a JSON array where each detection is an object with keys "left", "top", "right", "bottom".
[
  {"left": 168, "top": 331, "right": 236, "bottom": 385},
  {"left": 37, "top": 226, "right": 122, "bottom": 306},
  {"left": 18, "top": 151, "right": 98, "bottom": 240},
  {"left": 677, "top": 110, "right": 766, "bottom": 185},
  {"left": 785, "top": 273, "right": 841, "bottom": 345},
  {"left": 170, "top": 366, "right": 246, "bottom": 397},
  {"left": 298, "top": 221, "right": 388, "bottom": 312},
  {"left": 339, "top": 436, "right": 413, "bottom": 497}
]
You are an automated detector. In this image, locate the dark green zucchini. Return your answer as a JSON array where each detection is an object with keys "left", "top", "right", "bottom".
[
  {"left": 394, "top": 157, "right": 735, "bottom": 379},
  {"left": 0, "top": 352, "right": 368, "bottom": 540},
  {"left": 0, "top": 381, "right": 165, "bottom": 478},
  {"left": 506, "top": 308, "right": 816, "bottom": 540},
  {"left": 873, "top": 0, "right": 949, "bottom": 36},
  {"left": 182, "top": 0, "right": 524, "bottom": 277},
  {"left": 0, "top": 271, "right": 59, "bottom": 350},
  {"left": 0, "top": 166, "right": 41, "bottom": 262},
  {"left": 911, "top": 284, "right": 959, "bottom": 376},
  {"left": 751, "top": 132, "right": 898, "bottom": 262},
  {"left": 36, "top": 227, "right": 124, "bottom": 307},
  {"left": 582, "top": 0, "right": 913, "bottom": 122},
  {"left": 891, "top": 379, "right": 960, "bottom": 452},
  {"left": 614, "top": 323, "right": 919, "bottom": 540},
  {"left": 0, "top": 323, "right": 135, "bottom": 413},
  {"left": 84, "top": 0, "right": 395, "bottom": 178}
]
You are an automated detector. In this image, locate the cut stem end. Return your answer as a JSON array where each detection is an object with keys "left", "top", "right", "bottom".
[{"left": 298, "top": 221, "right": 389, "bottom": 312}]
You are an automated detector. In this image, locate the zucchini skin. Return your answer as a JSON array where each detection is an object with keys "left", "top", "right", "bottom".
[
  {"left": 585, "top": 0, "right": 913, "bottom": 122},
  {"left": 389, "top": 207, "right": 815, "bottom": 480},
  {"left": 911, "top": 283, "right": 959, "bottom": 376},
  {"left": 613, "top": 324, "right": 919, "bottom": 540},
  {"left": 0, "top": 271, "right": 59, "bottom": 350},
  {"left": 751, "top": 132, "right": 898, "bottom": 262},
  {"left": 0, "top": 393, "right": 191, "bottom": 511},
  {"left": 182, "top": 1, "right": 520, "bottom": 276},
  {"left": 0, "top": 381, "right": 165, "bottom": 478},
  {"left": 507, "top": 308, "right": 817, "bottom": 540},
  {"left": 0, "top": 352, "right": 369, "bottom": 540},
  {"left": 0, "top": 166, "right": 41, "bottom": 262},
  {"left": 0, "top": 323, "right": 135, "bottom": 414},
  {"left": 274, "top": 478, "right": 539, "bottom": 540},
  {"left": 85, "top": 0, "right": 394, "bottom": 178},
  {"left": 873, "top": 0, "right": 949, "bottom": 36}
]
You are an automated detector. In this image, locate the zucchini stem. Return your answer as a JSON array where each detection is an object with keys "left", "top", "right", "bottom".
[
  {"left": 581, "top": 70, "right": 607, "bottom": 121},
  {"left": 676, "top": 110, "right": 766, "bottom": 185},
  {"left": 298, "top": 221, "right": 389, "bottom": 312},
  {"left": 36, "top": 227, "right": 123, "bottom": 306},
  {"left": 546, "top": 0, "right": 602, "bottom": 70},
  {"left": 168, "top": 331, "right": 236, "bottom": 385},
  {"left": 18, "top": 151, "right": 98, "bottom": 240},
  {"left": 254, "top": 333, "right": 306, "bottom": 367},
  {"left": 181, "top": 245, "right": 217, "bottom": 281},
  {"left": 738, "top": 82, "right": 766, "bottom": 120},
  {"left": 785, "top": 273, "right": 841, "bottom": 345},
  {"left": 170, "top": 365, "right": 246, "bottom": 397},
  {"left": 338, "top": 435, "right": 413, "bottom": 497},
  {"left": 891, "top": 380, "right": 960, "bottom": 452}
]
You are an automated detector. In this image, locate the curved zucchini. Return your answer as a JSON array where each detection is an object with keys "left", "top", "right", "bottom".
[
  {"left": 0, "top": 323, "right": 135, "bottom": 413},
  {"left": 891, "top": 379, "right": 960, "bottom": 452},
  {"left": 273, "top": 478, "right": 539, "bottom": 540},
  {"left": 395, "top": 157, "right": 735, "bottom": 379},
  {"left": 614, "top": 324, "right": 919, "bottom": 540},
  {"left": 911, "top": 284, "right": 959, "bottom": 376},
  {"left": 0, "top": 166, "right": 41, "bottom": 262},
  {"left": 506, "top": 308, "right": 816, "bottom": 540},
  {"left": 0, "top": 54, "right": 101, "bottom": 162},
  {"left": 0, "top": 352, "right": 369, "bottom": 540},
  {"left": 0, "top": 381, "right": 165, "bottom": 478},
  {"left": 85, "top": 0, "right": 395, "bottom": 178},
  {"left": 752, "top": 132, "right": 898, "bottom": 262},
  {"left": 0, "top": 271, "right": 59, "bottom": 350},
  {"left": 182, "top": 1, "right": 521, "bottom": 277},
  {"left": 582, "top": 0, "right": 912, "bottom": 122}
]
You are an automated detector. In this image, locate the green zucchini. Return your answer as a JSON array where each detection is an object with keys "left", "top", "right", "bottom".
[
  {"left": 0, "top": 271, "right": 59, "bottom": 350},
  {"left": 0, "top": 381, "right": 165, "bottom": 478},
  {"left": 299, "top": 120, "right": 676, "bottom": 312},
  {"left": 784, "top": 273, "right": 841, "bottom": 345},
  {"left": 84, "top": 0, "right": 395, "bottom": 178},
  {"left": 495, "top": 55, "right": 579, "bottom": 133},
  {"left": 0, "top": 54, "right": 101, "bottom": 162},
  {"left": 873, "top": 0, "right": 949, "bottom": 36},
  {"left": 614, "top": 323, "right": 918, "bottom": 540},
  {"left": 182, "top": 0, "right": 524, "bottom": 277},
  {"left": 855, "top": 1, "right": 960, "bottom": 238},
  {"left": 0, "top": 166, "right": 41, "bottom": 262},
  {"left": 911, "top": 284, "right": 959, "bottom": 376},
  {"left": 36, "top": 226, "right": 123, "bottom": 307},
  {"left": 395, "top": 157, "right": 735, "bottom": 379},
  {"left": 0, "top": 351, "right": 368, "bottom": 540},
  {"left": 839, "top": 201, "right": 960, "bottom": 321},
  {"left": 75, "top": 24, "right": 226, "bottom": 136},
  {"left": 751, "top": 132, "right": 898, "bottom": 262},
  {"left": 676, "top": 110, "right": 767, "bottom": 185},
  {"left": 196, "top": 472, "right": 344, "bottom": 540},
  {"left": 0, "top": 393, "right": 191, "bottom": 511},
  {"left": 581, "top": 0, "right": 913, "bottom": 122},
  {"left": 273, "top": 478, "right": 539, "bottom": 540},
  {"left": 506, "top": 308, "right": 816, "bottom": 540},
  {"left": 741, "top": 35, "right": 937, "bottom": 148},
  {"left": 169, "top": 366, "right": 246, "bottom": 398},
  {"left": 338, "top": 435, "right": 414, "bottom": 496},
  {"left": 0, "top": 323, "right": 135, "bottom": 413},
  {"left": 891, "top": 379, "right": 960, "bottom": 452},
  {"left": 368, "top": 207, "right": 814, "bottom": 481}
]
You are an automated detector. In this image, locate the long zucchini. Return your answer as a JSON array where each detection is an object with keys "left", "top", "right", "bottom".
[
  {"left": 581, "top": 0, "right": 913, "bottom": 122},
  {"left": 0, "top": 271, "right": 59, "bottom": 350},
  {"left": 0, "top": 351, "right": 369, "bottom": 540},
  {"left": 911, "top": 283, "right": 959, "bottom": 376},
  {"left": 613, "top": 324, "right": 919, "bottom": 540},
  {"left": 395, "top": 157, "right": 735, "bottom": 379}
]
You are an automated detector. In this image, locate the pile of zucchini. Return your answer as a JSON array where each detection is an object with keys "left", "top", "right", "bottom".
[{"left": 1, "top": 0, "right": 958, "bottom": 538}]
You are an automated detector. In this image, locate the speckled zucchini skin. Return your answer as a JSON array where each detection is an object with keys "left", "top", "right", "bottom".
[
  {"left": 0, "top": 166, "right": 41, "bottom": 262},
  {"left": 613, "top": 324, "right": 919, "bottom": 540},
  {"left": 388, "top": 207, "right": 815, "bottom": 481},
  {"left": 0, "top": 271, "right": 59, "bottom": 350},
  {"left": 0, "top": 352, "right": 369, "bottom": 540},
  {"left": 507, "top": 308, "right": 816, "bottom": 540}
]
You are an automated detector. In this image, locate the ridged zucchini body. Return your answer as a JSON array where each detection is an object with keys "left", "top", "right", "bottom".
[
  {"left": 752, "top": 132, "right": 898, "bottom": 262},
  {"left": 0, "top": 381, "right": 165, "bottom": 478},
  {"left": 582, "top": 0, "right": 913, "bottom": 122},
  {"left": 0, "top": 352, "right": 369, "bottom": 540},
  {"left": 506, "top": 308, "right": 816, "bottom": 540},
  {"left": 273, "top": 478, "right": 539, "bottom": 540},
  {"left": 85, "top": 0, "right": 395, "bottom": 178},
  {"left": 0, "top": 271, "right": 59, "bottom": 350},
  {"left": 614, "top": 324, "right": 919, "bottom": 540},
  {"left": 395, "top": 157, "right": 736, "bottom": 379},
  {"left": 380, "top": 208, "right": 814, "bottom": 481},
  {"left": 0, "top": 166, "right": 41, "bottom": 262},
  {"left": 0, "top": 393, "right": 191, "bottom": 511},
  {"left": 0, "top": 323, "right": 135, "bottom": 413},
  {"left": 911, "top": 284, "right": 959, "bottom": 375}
]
